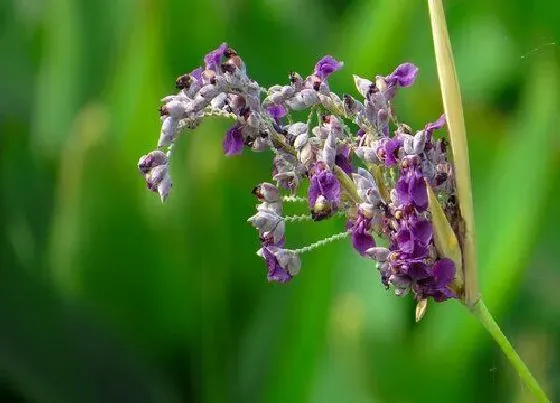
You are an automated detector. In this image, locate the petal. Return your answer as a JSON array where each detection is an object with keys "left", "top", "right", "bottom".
[
  {"left": 223, "top": 125, "right": 244, "bottom": 156},
  {"left": 432, "top": 258, "right": 455, "bottom": 287},
  {"left": 410, "top": 174, "right": 428, "bottom": 211},
  {"left": 314, "top": 55, "right": 343, "bottom": 80},
  {"left": 413, "top": 219, "right": 433, "bottom": 245},
  {"left": 396, "top": 228, "right": 415, "bottom": 254},
  {"left": 424, "top": 114, "right": 446, "bottom": 137},
  {"left": 387, "top": 63, "right": 418, "bottom": 88},
  {"left": 266, "top": 104, "right": 287, "bottom": 121},
  {"left": 204, "top": 42, "right": 228, "bottom": 70}
]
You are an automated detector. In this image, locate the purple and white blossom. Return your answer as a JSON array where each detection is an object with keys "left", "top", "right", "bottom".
[{"left": 138, "top": 43, "right": 460, "bottom": 306}]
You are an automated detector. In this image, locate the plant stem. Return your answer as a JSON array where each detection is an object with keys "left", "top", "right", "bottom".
[
  {"left": 469, "top": 300, "right": 550, "bottom": 402},
  {"left": 427, "top": 0, "right": 478, "bottom": 306}
]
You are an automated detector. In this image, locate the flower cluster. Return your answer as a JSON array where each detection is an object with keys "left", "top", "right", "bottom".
[{"left": 137, "top": 43, "right": 461, "bottom": 307}]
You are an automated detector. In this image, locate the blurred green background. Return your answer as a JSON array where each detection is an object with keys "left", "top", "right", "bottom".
[{"left": 1, "top": 0, "right": 559, "bottom": 402}]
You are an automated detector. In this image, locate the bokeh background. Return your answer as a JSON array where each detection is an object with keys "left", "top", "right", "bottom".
[{"left": 1, "top": 0, "right": 559, "bottom": 402}]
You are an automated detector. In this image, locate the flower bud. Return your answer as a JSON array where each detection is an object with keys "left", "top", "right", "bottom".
[
  {"left": 366, "top": 246, "right": 391, "bottom": 261},
  {"left": 158, "top": 117, "right": 178, "bottom": 147},
  {"left": 355, "top": 146, "right": 379, "bottom": 164},
  {"left": 413, "top": 131, "right": 426, "bottom": 154},
  {"left": 353, "top": 75, "right": 373, "bottom": 98},
  {"left": 138, "top": 151, "right": 167, "bottom": 174},
  {"left": 252, "top": 183, "right": 280, "bottom": 203},
  {"left": 161, "top": 100, "right": 187, "bottom": 119},
  {"left": 274, "top": 249, "right": 301, "bottom": 276}
]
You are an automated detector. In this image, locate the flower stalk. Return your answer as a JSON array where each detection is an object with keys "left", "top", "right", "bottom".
[
  {"left": 470, "top": 300, "right": 550, "bottom": 402},
  {"left": 427, "top": 0, "right": 549, "bottom": 400}
]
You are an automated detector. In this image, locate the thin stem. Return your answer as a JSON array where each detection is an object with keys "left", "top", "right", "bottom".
[
  {"left": 284, "top": 214, "right": 313, "bottom": 223},
  {"left": 427, "top": 0, "right": 478, "bottom": 306},
  {"left": 469, "top": 300, "right": 550, "bottom": 402},
  {"left": 293, "top": 231, "right": 349, "bottom": 254},
  {"left": 282, "top": 195, "right": 307, "bottom": 203}
]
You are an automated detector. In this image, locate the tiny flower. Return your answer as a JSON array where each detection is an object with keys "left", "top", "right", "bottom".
[
  {"left": 204, "top": 42, "right": 228, "bottom": 71},
  {"left": 334, "top": 144, "right": 353, "bottom": 175},
  {"left": 365, "top": 246, "right": 391, "bottom": 262},
  {"left": 350, "top": 213, "right": 375, "bottom": 256},
  {"left": 313, "top": 55, "right": 343, "bottom": 81},
  {"left": 145, "top": 164, "right": 172, "bottom": 202},
  {"left": 138, "top": 150, "right": 167, "bottom": 174},
  {"left": 160, "top": 99, "right": 187, "bottom": 119},
  {"left": 274, "top": 249, "right": 302, "bottom": 276},
  {"left": 308, "top": 162, "right": 341, "bottom": 220},
  {"left": 266, "top": 104, "right": 287, "bottom": 124},
  {"left": 396, "top": 168, "right": 428, "bottom": 212},
  {"left": 382, "top": 137, "right": 403, "bottom": 167},
  {"left": 158, "top": 116, "right": 178, "bottom": 147},
  {"left": 355, "top": 146, "right": 379, "bottom": 164},
  {"left": 260, "top": 247, "right": 292, "bottom": 283},
  {"left": 248, "top": 207, "right": 284, "bottom": 244},
  {"left": 424, "top": 114, "right": 446, "bottom": 139},
  {"left": 416, "top": 258, "right": 456, "bottom": 302},
  {"left": 412, "top": 130, "right": 427, "bottom": 154},
  {"left": 252, "top": 183, "right": 281, "bottom": 203},
  {"left": 353, "top": 75, "right": 373, "bottom": 98},
  {"left": 286, "top": 89, "right": 319, "bottom": 110},
  {"left": 223, "top": 124, "right": 244, "bottom": 156},
  {"left": 386, "top": 63, "right": 418, "bottom": 88},
  {"left": 353, "top": 168, "right": 380, "bottom": 205}
]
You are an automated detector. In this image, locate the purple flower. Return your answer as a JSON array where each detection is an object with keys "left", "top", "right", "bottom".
[
  {"left": 190, "top": 67, "right": 203, "bottom": 82},
  {"left": 314, "top": 55, "right": 343, "bottom": 80},
  {"left": 262, "top": 247, "right": 292, "bottom": 283},
  {"left": 396, "top": 168, "right": 428, "bottom": 212},
  {"left": 350, "top": 214, "right": 375, "bottom": 256},
  {"left": 204, "top": 42, "right": 228, "bottom": 70},
  {"left": 417, "top": 258, "right": 456, "bottom": 302},
  {"left": 335, "top": 144, "right": 353, "bottom": 175},
  {"left": 266, "top": 104, "right": 287, "bottom": 124},
  {"left": 308, "top": 162, "right": 341, "bottom": 220},
  {"left": 223, "top": 124, "right": 244, "bottom": 156},
  {"left": 424, "top": 114, "right": 446, "bottom": 140},
  {"left": 383, "top": 137, "right": 403, "bottom": 167},
  {"left": 386, "top": 63, "right": 418, "bottom": 88}
]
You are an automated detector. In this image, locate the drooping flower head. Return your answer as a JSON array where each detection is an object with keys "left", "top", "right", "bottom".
[{"left": 139, "top": 43, "right": 460, "bottom": 309}]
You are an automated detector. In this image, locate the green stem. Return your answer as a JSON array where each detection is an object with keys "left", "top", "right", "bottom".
[{"left": 469, "top": 299, "right": 550, "bottom": 402}]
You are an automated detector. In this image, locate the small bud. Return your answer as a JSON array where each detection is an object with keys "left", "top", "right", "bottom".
[
  {"left": 138, "top": 151, "right": 167, "bottom": 174},
  {"left": 403, "top": 134, "right": 415, "bottom": 155},
  {"left": 293, "top": 132, "right": 308, "bottom": 149},
  {"left": 413, "top": 131, "right": 426, "bottom": 154},
  {"left": 175, "top": 74, "right": 192, "bottom": 90},
  {"left": 248, "top": 208, "right": 284, "bottom": 244},
  {"left": 252, "top": 183, "right": 280, "bottom": 203},
  {"left": 355, "top": 146, "right": 379, "bottom": 164},
  {"left": 158, "top": 117, "right": 178, "bottom": 147},
  {"left": 161, "top": 100, "right": 186, "bottom": 119},
  {"left": 415, "top": 299, "right": 428, "bottom": 322},
  {"left": 311, "top": 195, "right": 333, "bottom": 221},
  {"left": 353, "top": 75, "right": 373, "bottom": 98},
  {"left": 300, "top": 89, "right": 319, "bottom": 107},
  {"left": 365, "top": 246, "right": 390, "bottom": 262},
  {"left": 274, "top": 249, "right": 301, "bottom": 276}
]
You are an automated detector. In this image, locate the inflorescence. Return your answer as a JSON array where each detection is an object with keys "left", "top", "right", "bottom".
[{"left": 138, "top": 43, "right": 462, "bottom": 305}]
